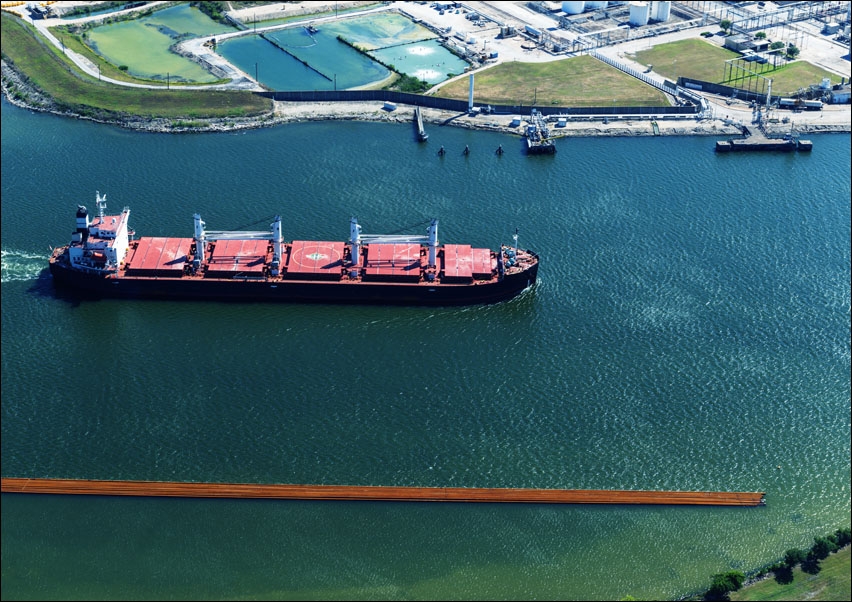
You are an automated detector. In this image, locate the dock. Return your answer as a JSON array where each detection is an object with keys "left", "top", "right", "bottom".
[
  {"left": 0, "top": 478, "right": 765, "bottom": 506},
  {"left": 525, "top": 109, "right": 557, "bottom": 155},
  {"left": 415, "top": 106, "right": 428, "bottom": 141},
  {"left": 715, "top": 124, "right": 812, "bottom": 153}
]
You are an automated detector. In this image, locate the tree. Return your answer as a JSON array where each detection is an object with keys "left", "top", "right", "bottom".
[
  {"left": 720, "top": 19, "right": 732, "bottom": 34},
  {"left": 810, "top": 536, "right": 837, "bottom": 560},
  {"left": 786, "top": 44, "right": 800, "bottom": 59},
  {"left": 773, "top": 563, "right": 794, "bottom": 585},
  {"left": 769, "top": 41, "right": 785, "bottom": 50},
  {"left": 705, "top": 570, "right": 746, "bottom": 600},
  {"left": 783, "top": 548, "right": 807, "bottom": 567},
  {"left": 833, "top": 527, "right": 851, "bottom": 547},
  {"left": 801, "top": 551, "right": 822, "bottom": 575},
  {"left": 755, "top": 31, "right": 767, "bottom": 40}
]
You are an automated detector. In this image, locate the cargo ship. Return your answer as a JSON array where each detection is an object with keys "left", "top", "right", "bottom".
[{"left": 48, "top": 193, "right": 539, "bottom": 305}]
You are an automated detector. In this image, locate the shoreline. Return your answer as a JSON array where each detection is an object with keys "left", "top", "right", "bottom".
[
  {"left": 2, "top": 0, "right": 848, "bottom": 138},
  {"left": 2, "top": 61, "right": 849, "bottom": 138}
]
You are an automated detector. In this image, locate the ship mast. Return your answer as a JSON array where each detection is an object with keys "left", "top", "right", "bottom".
[
  {"left": 427, "top": 219, "right": 438, "bottom": 268},
  {"left": 271, "top": 216, "right": 283, "bottom": 276},
  {"left": 350, "top": 217, "right": 362, "bottom": 267},
  {"left": 193, "top": 213, "right": 206, "bottom": 268},
  {"left": 96, "top": 191, "right": 107, "bottom": 220}
]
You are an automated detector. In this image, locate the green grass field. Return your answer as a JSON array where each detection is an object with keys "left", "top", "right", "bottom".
[
  {"left": 0, "top": 11, "right": 271, "bottom": 120},
  {"left": 730, "top": 547, "right": 851, "bottom": 601},
  {"left": 629, "top": 38, "right": 839, "bottom": 97},
  {"left": 434, "top": 55, "right": 670, "bottom": 107}
]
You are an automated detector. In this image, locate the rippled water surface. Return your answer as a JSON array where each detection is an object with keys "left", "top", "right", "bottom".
[{"left": 1, "top": 98, "right": 849, "bottom": 600}]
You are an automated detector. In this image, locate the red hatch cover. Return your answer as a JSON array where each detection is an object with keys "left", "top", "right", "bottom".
[
  {"left": 443, "top": 244, "right": 473, "bottom": 279},
  {"left": 364, "top": 243, "right": 422, "bottom": 279},
  {"left": 208, "top": 239, "right": 268, "bottom": 273},
  {"left": 287, "top": 241, "right": 345, "bottom": 276},
  {"left": 128, "top": 237, "right": 192, "bottom": 272},
  {"left": 471, "top": 247, "right": 493, "bottom": 279}
]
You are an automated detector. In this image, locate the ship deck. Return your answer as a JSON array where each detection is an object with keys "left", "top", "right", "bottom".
[{"left": 115, "top": 238, "right": 520, "bottom": 286}]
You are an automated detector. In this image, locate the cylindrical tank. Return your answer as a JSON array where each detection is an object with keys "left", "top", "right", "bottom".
[
  {"left": 651, "top": 1, "right": 671, "bottom": 22},
  {"left": 585, "top": 1, "right": 607, "bottom": 9},
  {"left": 629, "top": 2, "right": 650, "bottom": 26},
  {"left": 562, "top": 1, "right": 586, "bottom": 15}
]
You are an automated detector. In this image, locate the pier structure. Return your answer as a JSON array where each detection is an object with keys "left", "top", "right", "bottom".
[
  {"left": 415, "top": 106, "right": 428, "bottom": 141},
  {"left": 715, "top": 121, "right": 812, "bottom": 153},
  {"left": 1, "top": 478, "right": 766, "bottom": 506},
  {"left": 525, "top": 109, "right": 557, "bottom": 154}
]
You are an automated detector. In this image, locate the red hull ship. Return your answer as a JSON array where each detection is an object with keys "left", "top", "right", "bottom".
[{"left": 49, "top": 193, "right": 539, "bottom": 306}]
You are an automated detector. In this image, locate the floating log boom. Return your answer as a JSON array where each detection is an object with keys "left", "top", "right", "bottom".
[{"left": 1, "top": 478, "right": 765, "bottom": 506}]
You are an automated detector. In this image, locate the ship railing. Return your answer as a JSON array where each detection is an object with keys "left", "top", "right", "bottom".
[
  {"left": 359, "top": 235, "right": 430, "bottom": 244},
  {"left": 73, "top": 263, "right": 117, "bottom": 276},
  {"left": 203, "top": 230, "right": 272, "bottom": 240}
]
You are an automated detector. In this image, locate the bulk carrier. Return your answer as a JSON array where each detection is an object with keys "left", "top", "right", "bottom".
[{"left": 48, "top": 193, "right": 539, "bottom": 306}]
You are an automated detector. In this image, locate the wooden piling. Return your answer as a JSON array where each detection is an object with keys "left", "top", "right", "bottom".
[{"left": 1, "top": 478, "right": 765, "bottom": 506}]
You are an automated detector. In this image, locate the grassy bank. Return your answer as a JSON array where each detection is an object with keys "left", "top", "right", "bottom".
[
  {"left": 0, "top": 11, "right": 271, "bottom": 120},
  {"left": 630, "top": 38, "right": 840, "bottom": 96},
  {"left": 434, "top": 55, "right": 670, "bottom": 108},
  {"left": 434, "top": 37, "right": 840, "bottom": 109},
  {"left": 729, "top": 546, "right": 851, "bottom": 602}
]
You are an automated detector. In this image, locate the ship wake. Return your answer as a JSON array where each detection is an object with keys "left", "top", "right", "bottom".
[{"left": 1, "top": 249, "right": 49, "bottom": 283}]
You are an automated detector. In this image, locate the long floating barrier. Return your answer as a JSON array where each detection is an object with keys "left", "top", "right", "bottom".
[{"left": 1, "top": 478, "right": 765, "bottom": 506}]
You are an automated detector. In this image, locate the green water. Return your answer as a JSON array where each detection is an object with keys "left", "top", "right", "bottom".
[
  {"left": 1, "top": 99, "right": 849, "bottom": 600},
  {"left": 84, "top": 4, "right": 470, "bottom": 89},
  {"left": 85, "top": 3, "right": 235, "bottom": 82}
]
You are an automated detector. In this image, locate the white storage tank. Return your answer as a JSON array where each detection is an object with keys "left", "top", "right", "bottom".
[
  {"left": 585, "top": 1, "right": 608, "bottom": 9},
  {"left": 629, "top": 2, "right": 650, "bottom": 26},
  {"left": 651, "top": 1, "right": 671, "bottom": 22},
  {"left": 562, "top": 1, "right": 586, "bottom": 15}
]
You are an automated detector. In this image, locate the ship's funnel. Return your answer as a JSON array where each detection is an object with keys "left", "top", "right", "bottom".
[{"left": 76, "top": 205, "right": 90, "bottom": 242}]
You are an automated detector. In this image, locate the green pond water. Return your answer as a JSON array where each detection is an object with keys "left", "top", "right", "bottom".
[
  {"left": 84, "top": 4, "right": 469, "bottom": 89},
  {"left": 85, "top": 3, "right": 235, "bottom": 83}
]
